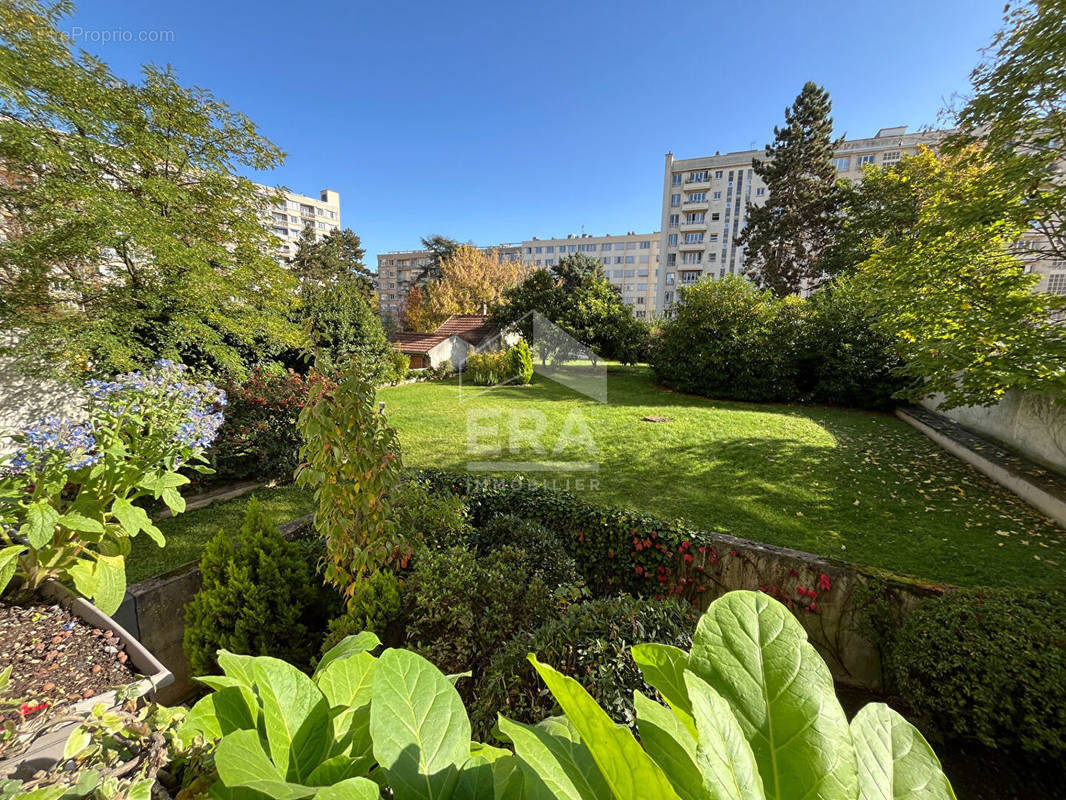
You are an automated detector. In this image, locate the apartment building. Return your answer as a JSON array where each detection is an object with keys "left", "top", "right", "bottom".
[
  {"left": 519, "top": 232, "right": 660, "bottom": 317},
  {"left": 261, "top": 187, "right": 341, "bottom": 262},
  {"left": 376, "top": 243, "right": 521, "bottom": 317},
  {"left": 656, "top": 126, "right": 948, "bottom": 312}
]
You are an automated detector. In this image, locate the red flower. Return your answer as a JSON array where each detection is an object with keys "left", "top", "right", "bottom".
[
  {"left": 607, "top": 550, "right": 614, "bottom": 559},
  {"left": 578, "top": 531, "right": 584, "bottom": 543},
  {"left": 683, "top": 553, "right": 694, "bottom": 564},
  {"left": 819, "top": 573, "right": 831, "bottom": 592},
  {"left": 18, "top": 701, "right": 48, "bottom": 717},
  {"left": 634, "top": 565, "right": 643, "bottom": 575},
  {"left": 809, "top": 602, "right": 818, "bottom": 612}
]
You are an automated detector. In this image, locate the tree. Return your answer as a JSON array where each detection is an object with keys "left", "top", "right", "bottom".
[
  {"left": 289, "top": 226, "right": 373, "bottom": 289},
  {"left": 301, "top": 276, "right": 393, "bottom": 379},
  {"left": 948, "top": 0, "right": 1066, "bottom": 262},
  {"left": 841, "top": 147, "right": 1066, "bottom": 408},
  {"left": 401, "top": 244, "right": 527, "bottom": 332},
  {"left": 413, "top": 234, "right": 461, "bottom": 286},
  {"left": 738, "top": 81, "right": 844, "bottom": 297},
  {"left": 0, "top": 0, "right": 302, "bottom": 380},
  {"left": 492, "top": 258, "right": 649, "bottom": 365}
]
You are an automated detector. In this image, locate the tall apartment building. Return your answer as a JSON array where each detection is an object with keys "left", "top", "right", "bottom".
[
  {"left": 655, "top": 126, "right": 948, "bottom": 312},
  {"left": 519, "top": 232, "right": 659, "bottom": 317},
  {"left": 376, "top": 243, "right": 522, "bottom": 318},
  {"left": 260, "top": 188, "right": 341, "bottom": 262}
]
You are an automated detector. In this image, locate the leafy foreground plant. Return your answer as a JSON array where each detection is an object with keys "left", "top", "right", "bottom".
[{"left": 183, "top": 590, "right": 954, "bottom": 800}]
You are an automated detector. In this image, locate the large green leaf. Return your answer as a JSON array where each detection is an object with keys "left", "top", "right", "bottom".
[
  {"left": 215, "top": 728, "right": 316, "bottom": 799},
  {"left": 851, "top": 704, "right": 956, "bottom": 800},
  {"left": 0, "top": 544, "right": 25, "bottom": 594},
  {"left": 218, "top": 650, "right": 259, "bottom": 688},
  {"left": 685, "top": 672, "right": 765, "bottom": 800},
  {"left": 528, "top": 655, "right": 681, "bottom": 800},
  {"left": 312, "top": 778, "right": 381, "bottom": 799},
  {"left": 315, "top": 650, "right": 377, "bottom": 713},
  {"left": 687, "top": 591, "right": 857, "bottom": 800},
  {"left": 56, "top": 512, "right": 103, "bottom": 533},
  {"left": 371, "top": 647, "right": 471, "bottom": 800},
  {"left": 253, "top": 657, "right": 334, "bottom": 784},
  {"left": 632, "top": 643, "right": 696, "bottom": 733},
  {"left": 633, "top": 692, "right": 706, "bottom": 800},
  {"left": 21, "top": 501, "right": 59, "bottom": 548},
  {"left": 109, "top": 497, "right": 151, "bottom": 537},
  {"left": 452, "top": 745, "right": 512, "bottom": 800},
  {"left": 498, "top": 715, "right": 610, "bottom": 800},
  {"left": 183, "top": 685, "right": 259, "bottom": 741},
  {"left": 315, "top": 631, "right": 382, "bottom": 677},
  {"left": 305, "top": 755, "right": 366, "bottom": 787}
]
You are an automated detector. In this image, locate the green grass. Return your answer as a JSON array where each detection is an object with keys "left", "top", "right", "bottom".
[
  {"left": 127, "top": 485, "right": 316, "bottom": 585},
  {"left": 379, "top": 365, "right": 1065, "bottom": 589}
]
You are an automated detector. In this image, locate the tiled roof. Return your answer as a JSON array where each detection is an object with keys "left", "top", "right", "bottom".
[
  {"left": 389, "top": 331, "right": 447, "bottom": 354},
  {"left": 434, "top": 314, "right": 499, "bottom": 346}
]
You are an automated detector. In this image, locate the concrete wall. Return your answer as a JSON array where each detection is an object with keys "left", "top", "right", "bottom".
[
  {"left": 921, "top": 390, "right": 1066, "bottom": 474},
  {"left": 428, "top": 336, "right": 474, "bottom": 370}
]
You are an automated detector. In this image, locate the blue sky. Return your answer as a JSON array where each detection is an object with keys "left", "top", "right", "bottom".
[{"left": 68, "top": 0, "right": 1005, "bottom": 268}]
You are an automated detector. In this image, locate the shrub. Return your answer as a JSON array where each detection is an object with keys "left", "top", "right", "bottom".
[
  {"left": 432, "top": 359, "right": 453, "bottom": 379},
  {"left": 320, "top": 569, "right": 405, "bottom": 654},
  {"left": 651, "top": 274, "right": 901, "bottom": 408},
  {"left": 506, "top": 339, "right": 534, "bottom": 384},
  {"left": 886, "top": 588, "right": 1066, "bottom": 755},
  {"left": 404, "top": 544, "right": 556, "bottom": 682},
  {"left": 471, "top": 594, "right": 697, "bottom": 738},
  {"left": 475, "top": 513, "right": 581, "bottom": 589},
  {"left": 413, "top": 469, "right": 720, "bottom": 602},
  {"left": 212, "top": 368, "right": 316, "bottom": 482},
  {"left": 385, "top": 350, "right": 409, "bottom": 384},
  {"left": 183, "top": 498, "right": 334, "bottom": 675},
  {"left": 399, "top": 478, "right": 474, "bottom": 551},
  {"left": 463, "top": 350, "right": 506, "bottom": 386}
]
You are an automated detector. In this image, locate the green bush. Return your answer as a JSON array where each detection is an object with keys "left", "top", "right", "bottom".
[
  {"left": 320, "top": 569, "right": 405, "bottom": 654},
  {"left": 886, "top": 588, "right": 1066, "bottom": 755},
  {"left": 475, "top": 513, "right": 581, "bottom": 589},
  {"left": 651, "top": 274, "right": 901, "bottom": 408},
  {"left": 183, "top": 498, "right": 336, "bottom": 675},
  {"left": 412, "top": 469, "right": 718, "bottom": 601},
  {"left": 404, "top": 544, "right": 556, "bottom": 682},
  {"left": 384, "top": 350, "right": 409, "bottom": 384},
  {"left": 463, "top": 350, "right": 506, "bottom": 386},
  {"left": 471, "top": 594, "right": 697, "bottom": 739},
  {"left": 432, "top": 359, "right": 453, "bottom": 380},
  {"left": 399, "top": 478, "right": 474, "bottom": 551},
  {"left": 506, "top": 339, "right": 534, "bottom": 384}
]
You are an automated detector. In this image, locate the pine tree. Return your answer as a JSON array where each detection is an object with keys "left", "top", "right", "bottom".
[{"left": 738, "top": 82, "right": 843, "bottom": 297}]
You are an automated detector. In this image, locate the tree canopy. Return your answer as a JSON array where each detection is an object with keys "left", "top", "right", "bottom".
[
  {"left": 0, "top": 0, "right": 303, "bottom": 380},
  {"left": 738, "top": 81, "right": 843, "bottom": 297}
]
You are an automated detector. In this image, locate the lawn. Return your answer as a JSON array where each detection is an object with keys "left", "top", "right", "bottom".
[
  {"left": 379, "top": 365, "right": 1065, "bottom": 589},
  {"left": 127, "top": 485, "right": 316, "bottom": 585}
]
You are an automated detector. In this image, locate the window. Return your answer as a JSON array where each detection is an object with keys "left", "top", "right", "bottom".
[
  {"left": 625, "top": 256, "right": 634, "bottom": 264},
  {"left": 626, "top": 242, "right": 637, "bottom": 249},
  {"left": 636, "top": 310, "right": 646, "bottom": 318},
  {"left": 857, "top": 155, "right": 876, "bottom": 167},
  {"left": 546, "top": 259, "right": 554, "bottom": 266},
  {"left": 638, "top": 256, "right": 649, "bottom": 263},
  {"left": 686, "top": 212, "right": 705, "bottom": 223},
  {"left": 640, "top": 241, "right": 650, "bottom": 248},
  {"left": 1048, "top": 273, "right": 1066, "bottom": 294},
  {"left": 687, "top": 192, "right": 707, "bottom": 202},
  {"left": 638, "top": 268, "right": 649, "bottom": 276},
  {"left": 685, "top": 232, "right": 704, "bottom": 243},
  {"left": 612, "top": 269, "right": 623, "bottom": 278},
  {"left": 668, "top": 234, "right": 678, "bottom": 245},
  {"left": 637, "top": 283, "right": 648, "bottom": 291},
  {"left": 615, "top": 243, "right": 626, "bottom": 250},
  {"left": 833, "top": 157, "right": 850, "bottom": 171},
  {"left": 672, "top": 173, "right": 682, "bottom": 185},
  {"left": 680, "top": 270, "right": 701, "bottom": 284},
  {"left": 602, "top": 243, "right": 612, "bottom": 250},
  {"left": 615, "top": 256, "right": 623, "bottom": 264},
  {"left": 546, "top": 246, "right": 554, "bottom": 253},
  {"left": 668, "top": 214, "right": 679, "bottom": 227},
  {"left": 688, "top": 170, "right": 708, "bottom": 182},
  {"left": 709, "top": 233, "right": 719, "bottom": 242},
  {"left": 636, "top": 297, "right": 645, "bottom": 304},
  {"left": 682, "top": 252, "right": 702, "bottom": 264},
  {"left": 756, "top": 188, "right": 765, "bottom": 196},
  {"left": 666, "top": 254, "right": 676, "bottom": 266},
  {"left": 882, "top": 151, "right": 901, "bottom": 164},
  {"left": 714, "top": 171, "right": 723, "bottom": 179},
  {"left": 568, "top": 245, "right": 577, "bottom": 252},
  {"left": 707, "top": 252, "right": 717, "bottom": 262},
  {"left": 624, "top": 269, "right": 636, "bottom": 277},
  {"left": 711, "top": 212, "right": 720, "bottom": 221},
  {"left": 671, "top": 193, "right": 681, "bottom": 206},
  {"left": 535, "top": 246, "right": 542, "bottom": 253},
  {"left": 713, "top": 191, "right": 722, "bottom": 200}
]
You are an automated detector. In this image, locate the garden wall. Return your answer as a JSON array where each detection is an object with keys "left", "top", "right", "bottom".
[{"left": 920, "top": 390, "right": 1066, "bottom": 474}]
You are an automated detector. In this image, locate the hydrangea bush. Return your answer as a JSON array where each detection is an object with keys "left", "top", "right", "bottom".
[{"left": 0, "top": 360, "right": 224, "bottom": 614}]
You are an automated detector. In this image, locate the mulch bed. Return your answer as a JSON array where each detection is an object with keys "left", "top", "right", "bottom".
[{"left": 0, "top": 601, "right": 137, "bottom": 743}]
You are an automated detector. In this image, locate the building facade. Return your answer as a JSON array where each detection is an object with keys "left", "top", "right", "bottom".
[
  {"left": 519, "top": 232, "right": 659, "bottom": 317},
  {"left": 261, "top": 188, "right": 341, "bottom": 262},
  {"left": 655, "top": 126, "right": 948, "bottom": 313},
  {"left": 376, "top": 243, "right": 521, "bottom": 318}
]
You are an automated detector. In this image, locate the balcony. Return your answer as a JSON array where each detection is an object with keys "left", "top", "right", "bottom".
[
  {"left": 683, "top": 199, "right": 709, "bottom": 209},
  {"left": 679, "top": 219, "right": 707, "bottom": 230}
]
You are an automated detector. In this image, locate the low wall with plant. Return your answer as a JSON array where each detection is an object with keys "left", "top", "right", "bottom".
[{"left": 413, "top": 469, "right": 947, "bottom": 691}]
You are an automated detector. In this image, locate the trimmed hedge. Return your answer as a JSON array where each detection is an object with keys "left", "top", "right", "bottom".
[
  {"left": 471, "top": 594, "right": 697, "bottom": 739},
  {"left": 886, "top": 588, "right": 1066, "bottom": 755},
  {"left": 412, "top": 469, "right": 722, "bottom": 602}
]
